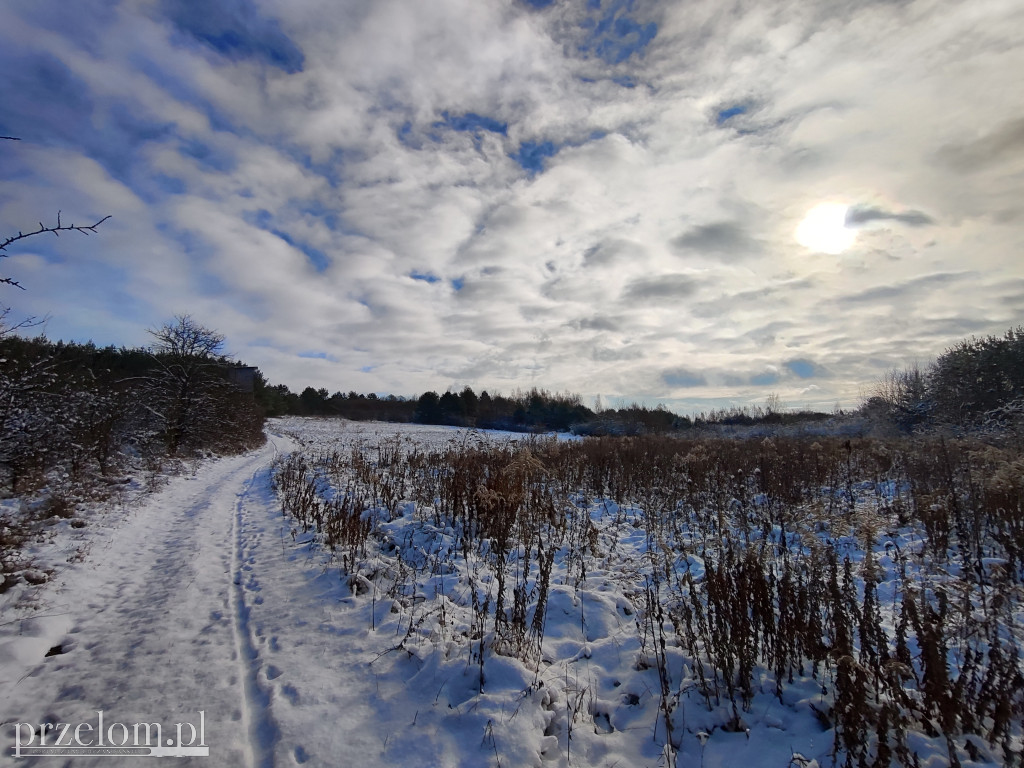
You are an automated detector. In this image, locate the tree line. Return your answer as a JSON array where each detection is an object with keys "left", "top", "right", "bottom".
[
  {"left": 259, "top": 381, "right": 702, "bottom": 433},
  {"left": 864, "top": 325, "right": 1024, "bottom": 434},
  {"left": 256, "top": 383, "right": 603, "bottom": 431},
  {"left": 0, "top": 316, "right": 264, "bottom": 496},
  {"left": 2, "top": 301, "right": 1019, "bottom": 500},
  {"left": 255, "top": 380, "right": 836, "bottom": 434},
  {"left": 258, "top": 324, "right": 1024, "bottom": 438}
]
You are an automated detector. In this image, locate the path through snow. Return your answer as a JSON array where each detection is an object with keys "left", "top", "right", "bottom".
[{"left": 0, "top": 431, "right": 299, "bottom": 766}]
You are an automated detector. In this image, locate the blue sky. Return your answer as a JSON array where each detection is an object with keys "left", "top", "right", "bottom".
[{"left": 1, "top": 0, "right": 1022, "bottom": 412}]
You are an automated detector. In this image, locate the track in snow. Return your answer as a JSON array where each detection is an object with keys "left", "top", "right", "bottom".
[
  {"left": 0, "top": 434, "right": 295, "bottom": 767},
  {"left": 231, "top": 463, "right": 283, "bottom": 768}
]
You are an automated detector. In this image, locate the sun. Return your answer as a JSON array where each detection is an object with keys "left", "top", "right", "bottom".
[{"left": 796, "top": 203, "right": 855, "bottom": 254}]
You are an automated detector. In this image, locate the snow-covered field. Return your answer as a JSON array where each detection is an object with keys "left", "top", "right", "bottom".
[{"left": 1, "top": 417, "right": 1020, "bottom": 767}]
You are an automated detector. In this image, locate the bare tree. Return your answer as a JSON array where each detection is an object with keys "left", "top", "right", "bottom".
[
  {"left": 862, "top": 364, "right": 929, "bottom": 432},
  {"left": 1, "top": 210, "right": 111, "bottom": 287},
  {"left": 141, "top": 316, "right": 230, "bottom": 454},
  {"left": 140, "top": 315, "right": 263, "bottom": 455},
  {"left": 148, "top": 313, "right": 225, "bottom": 358},
  {"left": 765, "top": 392, "right": 785, "bottom": 415},
  {"left": 0, "top": 212, "right": 110, "bottom": 336}
]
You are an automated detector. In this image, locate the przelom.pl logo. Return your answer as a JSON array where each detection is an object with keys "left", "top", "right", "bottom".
[{"left": 10, "top": 710, "right": 208, "bottom": 758}]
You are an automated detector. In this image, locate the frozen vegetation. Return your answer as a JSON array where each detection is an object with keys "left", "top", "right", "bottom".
[
  {"left": 1, "top": 416, "right": 1021, "bottom": 767},
  {"left": 266, "top": 418, "right": 1024, "bottom": 767}
]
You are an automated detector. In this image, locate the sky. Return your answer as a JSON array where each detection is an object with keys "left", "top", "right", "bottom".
[{"left": 1, "top": 0, "right": 1022, "bottom": 413}]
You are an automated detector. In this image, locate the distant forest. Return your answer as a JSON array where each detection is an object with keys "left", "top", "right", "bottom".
[
  {"left": 259, "top": 325, "right": 1024, "bottom": 437},
  {"left": 2, "top": 321, "right": 1021, "bottom": 498},
  {"left": 254, "top": 381, "right": 836, "bottom": 434}
]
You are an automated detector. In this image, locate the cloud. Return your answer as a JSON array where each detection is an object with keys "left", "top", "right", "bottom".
[
  {"left": 0, "top": 50, "right": 94, "bottom": 146},
  {"left": 663, "top": 368, "right": 707, "bottom": 388},
  {"left": 621, "top": 274, "right": 701, "bottom": 302},
  {"left": 671, "top": 221, "right": 758, "bottom": 259},
  {"left": 750, "top": 371, "right": 781, "bottom": 386},
  {"left": 160, "top": 0, "right": 305, "bottom": 73},
  {"left": 570, "top": 315, "right": 622, "bottom": 332},
  {"left": 0, "top": 0, "right": 1020, "bottom": 414},
  {"left": 837, "top": 272, "right": 970, "bottom": 305},
  {"left": 579, "top": 1, "right": 659, "bottom": 65},
  {"left": 845, "top": 206, "right": 934, "bottom": 228},
  {"left": 582, "top": 238, "right": 646, "bottom": 267},
  {"left": 936, "top": 118, "right": 1024, "bottom": 173}
]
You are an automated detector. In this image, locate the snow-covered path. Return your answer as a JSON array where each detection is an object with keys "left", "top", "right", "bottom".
[{"left": 0, "top": 432, "right": 298, "bottom": 766}]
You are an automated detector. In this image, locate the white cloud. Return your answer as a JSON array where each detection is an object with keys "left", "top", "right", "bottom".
[{"left": 1, "top": 0, "right": 1021, "bottom": 411}]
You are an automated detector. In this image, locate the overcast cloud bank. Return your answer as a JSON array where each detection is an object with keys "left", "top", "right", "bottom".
[{"left": 1, "top": 0, "right": 1021, "bottom": 412}]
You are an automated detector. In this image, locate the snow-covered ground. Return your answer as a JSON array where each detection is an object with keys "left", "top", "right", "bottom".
[
  {"left": 0, "top": 418, "right": 1017, "bottom": 767},
  {"left": 0, "top": 419, "right": 549, "bottom": 767},
  {"left": 0, "top": 433, "right": 300, "bottom": 766}
]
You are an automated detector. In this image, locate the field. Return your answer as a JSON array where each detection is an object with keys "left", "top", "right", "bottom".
[
  {"left": 1, "top": 416, "right": 1020, "bottom": 767},
  {"left": 268, "top": 417, "right": 1024, "bottom": 768}
]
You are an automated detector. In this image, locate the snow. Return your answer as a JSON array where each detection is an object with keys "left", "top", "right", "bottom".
[
  {"left": 0, "top": 417, "right": 1017, "bottom": 767},
  {"left": 0, "top": 441, "right": 298, "bottom": 765}
]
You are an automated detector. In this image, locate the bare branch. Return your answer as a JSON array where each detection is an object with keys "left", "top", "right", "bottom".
[
  {"left": 1, "top": 208, "right": 108, "bottom": 332},
  {"left": 1, "top": 211, "right": 112, "bottom": 253},
  {"left": 0, "top": 306, "right": 45, "bottom": 336}
]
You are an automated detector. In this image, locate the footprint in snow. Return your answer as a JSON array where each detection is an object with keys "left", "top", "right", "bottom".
[{"left": 280, "top": 684, "right": 299, "bottom": 705}]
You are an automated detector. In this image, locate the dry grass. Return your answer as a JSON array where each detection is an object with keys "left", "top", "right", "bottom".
[{"left": 274, "top": 431, "right": 1024, "bottom": 768}]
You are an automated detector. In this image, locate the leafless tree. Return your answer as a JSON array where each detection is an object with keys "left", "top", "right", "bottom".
[
  {"left": 148, "top": 313, "right": 225, "bottom": 358},
  {"left": 0, "top": 212, "right": 109, "bottom": 336},
  {"left": 139, "top": 315, "right": 262, "bottom": 454},
  {"left": 141, "top": 316, "right": 230, "bottom": 454},
  {"left": 862, "top": 364, "right": 929, "bottom": 432}
]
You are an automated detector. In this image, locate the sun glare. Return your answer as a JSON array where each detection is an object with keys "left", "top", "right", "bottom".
[{"left": 796, "top": 203, "right": 855, "bottom": 254}]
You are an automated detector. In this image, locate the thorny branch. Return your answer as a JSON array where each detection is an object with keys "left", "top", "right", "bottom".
[{"left": 2, "top": 211, "right": 112, "bottom": 285}]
